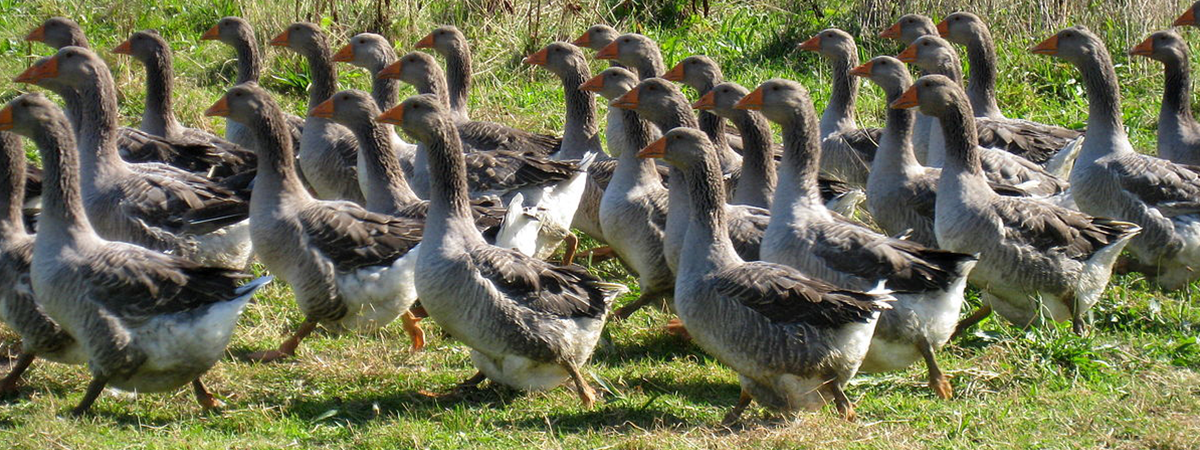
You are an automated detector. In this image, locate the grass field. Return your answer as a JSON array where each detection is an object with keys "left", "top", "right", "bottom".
[{"left": 1, "top": 0, "right": 1199, "bottom": 448}]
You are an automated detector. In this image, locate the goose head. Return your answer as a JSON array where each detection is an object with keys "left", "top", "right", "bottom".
[
  {"left": 734, "top": 78, "right": 811, "bottom": 126},
  {"left": 524, "top": 41, "right": 588, "bottom": 78},
  {"left": 880, "top": 14, "right": 937, "bottom": 45},
  {"left": 0, "top": 93, "right": 63, "bottom": 137},
  {"left": 572, "top": 24, "right": 620, "bottom": 52},
  {"left": 26, "top": 17, "right": 87, "bottom": 49},
  {"left": 637, "top": 127, "right": 712, "bottom": 172},
  {"left": 596, "top": 33, "right": 658, "bottom": 67},
  {"left": 797, "top": 28, "right": 857, "bottom": 62},
  {"left": 112, "top": 30, "right": 169, "bottom": 66},
  {"left": 580, "top": 67, "right": 638, "bottom": 100},
  {"left": 937, "top": 12, "right": 987, "bottom": 45},
  {"left": 692, "top": 82, "right": 750, "bottom": 119},
  {"left": 415, "top": 25, "right": 467, "bottom": 55},
  {"left": 891, "top": 74, "right": 964, "bottom": 118},
  {"left": 270, "top": 22, "right": 327, "bottom": 56},
  {"left": 205, "top": 83, "right": 276, "bottom": 127},
  {"left": 379, "top": 51, "right": 441, "bottom": 86},
  {"left": 310, "top": 90, "right": 379, "bottom": 129},
  {"left": 898, "top": 35, "right": 959, "bottom": 74},
  {"left": 201, "top": 16, "right": 254, "bottom": 46},
  {"left": 1175, "top": 2, "right": 1200, "bottom": 27},
  {"left": 378, "top": 94, "right": 451, "bottom": 143},
  {"left": 850, "top": 56, "right": 913, "bottom": 95},
  {"left": 1029, "top": 26, "right": 1107, "bottom": 67},
  {"left": 663, "top": 55, "right": 722, "bottom": 91},
  {"left": 609, "top": 77, "right": 689, "bottom": 125},
  {"left": 14, "top": 46, "right": 107, "bottom": 93},
  {"left": 334, "top": 33, "right": 396, "bottom": 72},
  {"left": 1129, "top": 30, "right": 1187, "bottom": 65}
]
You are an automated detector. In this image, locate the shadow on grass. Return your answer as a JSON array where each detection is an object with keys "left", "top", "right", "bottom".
[{"left": 594, "top": 328, "right": 708, "bottom": 365}]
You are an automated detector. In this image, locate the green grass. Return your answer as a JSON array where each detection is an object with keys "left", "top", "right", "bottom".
[{"left": 1, "top": 0, "right": 1199, "bottom": 448}]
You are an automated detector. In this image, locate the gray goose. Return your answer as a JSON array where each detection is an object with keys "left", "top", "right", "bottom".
[
  {"left": 1033, "top": 26, "right": 1200, "bottom": 290},
  {"left": 206, "top": 84, "right": 428, "bottom": 360},
  {"left": 270, "top": 22, "right": 364, "bottom": 204},
  {"left": 580, "top": 68, "right": 673, "bottom": 320},
  {"left": 662, "top": 56, "right": 745, "bottom": 159},
  {"left": 26, "top": 18, "right": 250, "bottom": 176},
  {"left": 200, "top": 17, "right": 306, "bottom": 162},
  {"left": 113, "top": 30, "right": 257, "bottom": 167},
  {"left": 1129, "top": 31, "right": 1200, "bottom": 165},
  {"left": 739, "top": 78, "right": 977, "bottom": 399},
  {"left": 899, "top": 36, "right": 1071, "bottom": 197},
  {"left": 1177, "top": 2, "right": 1200, "bottom": 27},
  {"left": 938, "top": 12, "right": 1084, "bottom": 176},
  {"left": 3, "top": 93, "right": 272, "bottom": 415},
  {"left": 16, "top": 48, "right": 254, "bottom": 270},
  {"left": 331, "top": 32, "right": 418, "bottom": 182},
  {"left": 0, "top": 129, "right": 81, "bottom": 395},
  {"left": 571, "top": 25, "right": 624, "bottom": 68},
  {"left": 880, "top": 13, "right": 939, "bottom": 163},
  {"left": 389, "top": 94, "right": 626, "bottom": 406},
  {"left": 797, "top": 29, "right": 882, "bottom": 187},
  {"left": 642, "top": 127, "right": 891, "bottom": 423},
  {"left": 895, "top": 74, "right": 1139, "bottom": 335},
  {"left": 414, "top": 25, "right": 563, "bottom": 156}
]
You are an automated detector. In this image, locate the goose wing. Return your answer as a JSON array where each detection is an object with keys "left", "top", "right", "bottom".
[
  {"left": 473, "top": 246, "right": 612, "bottom": 319},
  {"left": 993, "top": 196, "right": 1141, "bottom": 261},
  {"left": 296, "top": 201, "right": 424, "bottom": 272},
  {"left": 1109, "top": 155, "right": 1200, "bottom": 217},
  {"left": 459, "top": 120, "right": 562, "bottom": 155},
  {"left": 976, "top": 118, "right": 1082, "bottom": 165},
  {"left": 712, "top": 262, "right": 890, "bottom": 328}
]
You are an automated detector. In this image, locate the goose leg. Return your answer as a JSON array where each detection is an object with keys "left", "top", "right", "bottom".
[
  {"left": 192, "top": 378, "right": 225, "bottom": 409},
  {"left": 665, "top": 318, "right": 691, "bottom": 340},
  {"left": 951, "top": 303, "right": 992, "bottom": 340},
  {"left": 245, "top": 320, "right": 318, "bottom": 362},
  {"left": 564, "top": 364, "right": 596, "bottom": 408},
  {"left": 0, "top": 353, "right": 35, "bottom": 395},
  {"left": 71, "top": 376, "right": 108, "bottom": 416},
  {"left": 721, "top": 389, "right": 752, "bottom": 426},
  {"left": 829, "top": 382, "right": 856, "bottom": 422},
  {"left": 401, "top": 310, "right": 426, "bottom": 352},
  {"left": 575, "top": 246, "right": 617, "bottom": 263},
  {"left": 612, "top": 289, "right": 666, "bottom": 321},
  {"left": 560, "top": 233, "right": 580, "bottom": 266},
  {"left": 421, "top": 371, "right": 487, "bottom": 399},
  {"left": 918, "top": 339, "right": 952, "bottom": 399}
]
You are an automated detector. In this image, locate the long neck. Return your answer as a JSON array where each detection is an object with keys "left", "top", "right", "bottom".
[
  {"left": 937, "top": 99, "right": 985, "bottom": 179},
  {"left": 0, "top": 133, "right": 27, "bottom": 236},
  {"left": 1077, "top": 48, "right": 1129, "bottom": 156},
  {"left": 414, "top": 69, "right": 455, "bottom": 113},
  {"left": 822, "top": 53, "right": 860, "bottom": 136},
  {"left": 74, "top": 71, "right": 131, "bottom": 183},
  {"left": 650, "top": 101, "right": 698, "bottom": 132},
  {"left": 633, "top": 54, "right": 665, "bottom": 80},
  {"left": 873, "top": 83, "right": 920, "bottom": 171},
  {"left": 558, "top": 64, "right": 602, "bottom": 159},
  {"left": 679, "top": 150, "right": 740, "bottom": 275},
  {"left": 304, "top": 42, "right": 338, "bottom": 108},
  {"left": 728, "top": 110, "right": 776, "bottom": 208},
  {"left": 1161, "top": 56, "right": 1194, "bottom": 124},
  {"left": 33, "top": 115, "right": 95, "bottom": 241},
  {"left": 234, "top": 34, "right": 262, "bottom": 83},
  {"left": 612, "top": 108, "right": 662, "bottom": 185},
  {"left": 367, "top": 57, "right": 400, "bottom": 111},
  {"left": 963, "top": 31, "right": 1003, "bottom": 119},
  {"left": 140, "top": 49, "right": 182, "bottom": 137},
  {"left": 929, "top": 57, "right": 964, "bottom": 85},
  {"left": 424, "top": 120, "right": 476, "bottom": 228},
  {"left": 351, "top": 118, "right": 419, "bottom": 214},
  {"left": 249, "top": 107, "right": 308, "bottom": 197},
  {"left": 444, "top": 44, "right": 472, "bottom": 120},
  {"left": 775, "top": 114, "right": 824, "bottom": 209}
]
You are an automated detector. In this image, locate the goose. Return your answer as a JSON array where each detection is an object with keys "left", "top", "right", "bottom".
[
  {"left": 640, "top": 127, "right": 891, "bottom": 422},
  {"left": 895, "top": 74, "right": 1140, "bottom": 334},
  {"left": 15, "top": 48, "right": 254, "bottom": 270},
  {"left": 738, "top": 78, "right": 977, "bottom": 398},
  {"left": 25, "top": 19, "right": 250, "bottom": 176},
  {"left": 0, "top": 129, "right": 82, "bottom": 395},
  {"left": 595, "top": 33, "right": 665, "bottom": 80},
  {"left": 1032, "top": 26, "right": 1200, "bottom": 290},
  {"left": 937, "top": 12, "right": 1085, "bottom": 176},
  {"left": 200, "top": 17, "right": 306, "bottom": 161},
  {"left": 112, "top": 30, "right": 256, "bottom": 164},
  {"left": 693, "top": 82, "right": 866, "bottom": 216},
  {"left": 610, "top": 78, "right": 770, "bottom": 274},
  {"left": 899, "top": 36, "right": 1071, "bottom": 196},
  {"left": 662, "top": 55, "right": 745, "bottom": 160},
  {"left": 386, "top": 93, "right": 626, "bottom": 405},
  {"left": 1129, "top": 30, "right": 1200, "bottom": 165},
  {"left": 1177, "top": 2, "right": 1200, "bottom": 27},
  {"left": 797, "top": 29, "right": 883, "bottom": 187},
  {"left": 571, "top": 24, "right": 624, "bottom": 68},
  {"left": 271, "top": 22, "right": 364, "bottom": 204},
  {"left": 2, "top": 93, "right": 272, "bottom": 415},
  {"left": 580, "top": 68, "right": 673, "bottom": 320},
  {"left": 331, "top": 32, "right": 419, "bottom": 182},
  {"left": 206, "top": 83, "right": 427, "bottom": 360},
  {"left": 414, "top": 25, "right": 564, "bottom": 156},
  {"left": 880, "top": 13, "right": 939, "bottom": 163}
]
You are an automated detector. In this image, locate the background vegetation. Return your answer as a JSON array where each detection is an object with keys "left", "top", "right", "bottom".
[{"left": 0, "top": 0, "right": 1198, "bottom": 448}]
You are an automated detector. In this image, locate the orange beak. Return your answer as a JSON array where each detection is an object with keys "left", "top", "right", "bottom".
[
  {"left": 14, "top": 57, "right": 57, "bottom": 84},
  {"left": 377, "top": 105, "right": 404, "bottom": 125},
  {"left": 663, "top": 62, "right": 685, "bottom": 81},
  {"left": 849, "top": 61, "right": 874, "bottom": 77},
  {"left": 205, "top": 96, "right": 231, "bottom": 117},
  {"left": 378, "top": 61, "right": 402, "bottom": 80},
  {"left": 201, "top": 24, "right": 221, "bottom": 41},
  {"left": 636, "top": 135, "right": 667, "bottom": 159},
  {"left": 0, "top": 104, "right": 14, "bottom": 131},
  {"left": 596, "top": 41, "right": 619, "bottom": 60},
  {"left": 891, "top": 85, "right": 920, "bottom": 109},
  {"left": 897, "top": 43, "right": 919, "bottom": 63},
  {"left": 572, "top": 31, "right": 591, "bottom": 48},
  {"left": 112, "top": 38, "right": 133, "bottom": 55},
  {"left": 610, "top": 86, "right": 640, "bottom": 109},
  {"left": 309, "top": 98, "right": 335, "bottom": 118},
  {"left": 691, "top": 91, "right": 716, "bottom": 110},
  {"left": 1176, "top": 6, "right": 1197, "bottom": 27},
  {"left": 1030, "top": 35, "right": 1058, "bottom": 55},
  {"left": 415, "top": 32, "right": 435, "bottom": 49},
  {"left": 880, "top": 22, "right": 902, "bottom": 40},
  {"left": 25, "top": 25, "right": 46, "bottom": 43},
  {"left": 936, "top": 20, "right": 950, "bottom": 37},
  {"left": 1130, "top": 37, "right": 1155, "bottom": 57},
  {"left": 797, "top": 35, "right": 821, "bottom": 52},
  {"left": 269, "top": 29, "right": 290, "bottom": 47},
  {"left": 523, "top": 48, "right": 549, "bottom": 66},
  {"left": 332, "top": 44, "right": 355, "bottom": 62},
  {"left": 580, "top": 74, "right": 605, "bottom": 92},
  {"left": 733, "top": 86, "right": 764, "bottom": 110}
]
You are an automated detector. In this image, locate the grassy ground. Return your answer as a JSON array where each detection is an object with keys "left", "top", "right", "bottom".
[{"left": 1, "top": 0, "right": 1199, "bottom": 448}]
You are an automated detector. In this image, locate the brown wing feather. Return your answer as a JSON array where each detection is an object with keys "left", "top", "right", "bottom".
[
  {"left": 712, "top": 262, "right": 890, "bottom": 328},
  {"left": 297, "top": 201, "right": 424, "bottom": 272}
]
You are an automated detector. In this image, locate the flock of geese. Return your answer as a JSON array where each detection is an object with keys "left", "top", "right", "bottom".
[{"left": 0, "top": 5, "right": 1199, "bottom": 423}]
